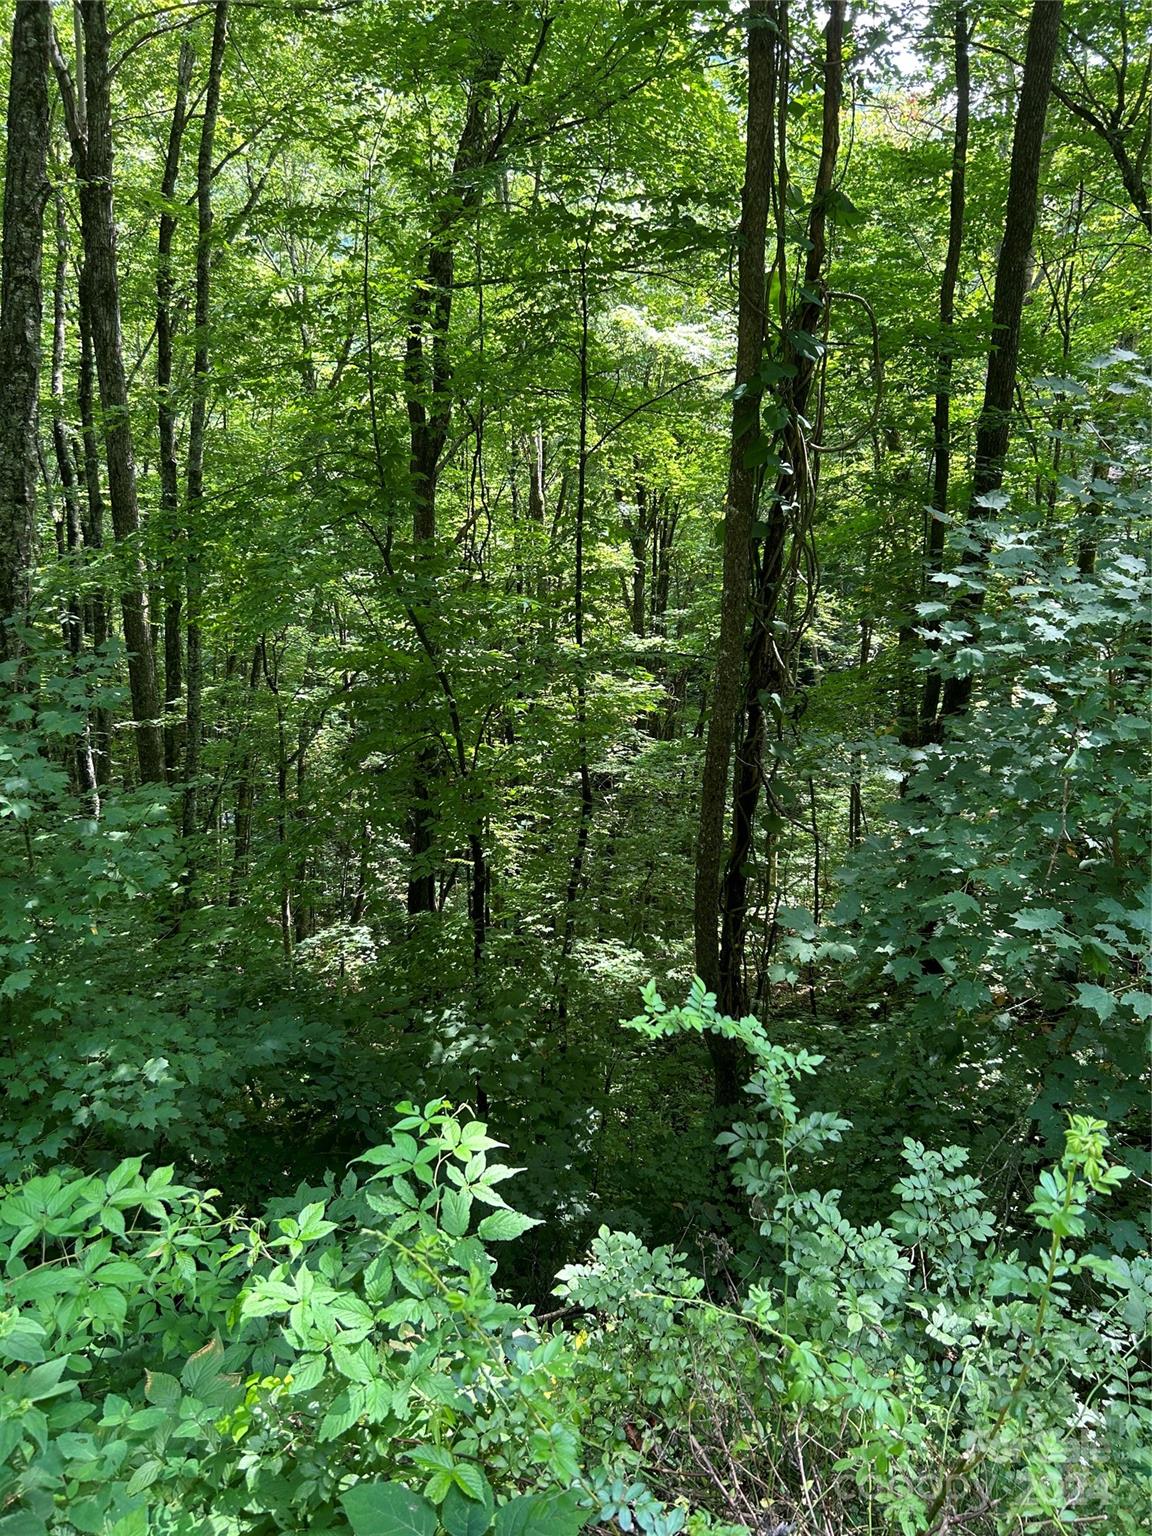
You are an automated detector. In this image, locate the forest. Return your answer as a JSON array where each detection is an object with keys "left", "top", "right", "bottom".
[{"left": 0, "top": 0, "right": 1149, "bottom": 1531}]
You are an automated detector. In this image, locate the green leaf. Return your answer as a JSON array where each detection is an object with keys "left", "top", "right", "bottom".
[
  {"left": 756, "top": 358, "right": 797, "bottom": 384},
  {"left": 181, "top": 1338, "right": 224, "bottom": 1396},
  {"left": 440, "top": 1186, "right": 471, "bottom": 1237},
  {"left": 343, "top": 1482, "right": 439, "bottom": 1536},
  {"left": 442, "top": 1478, "right": 495, "bottom": 1536},
  {"left": 0, "top": 970, "right": 33, "bottom": 998},
  {"left": 426, "top": 1472, "right": 455, "bottom": 1505},
  {"left": 1075, "top": 983, "right": 1116, "bottom": 1021},
  {"left": 411, "top": 1446, "right": 455, "bottom": 1474},
  {"left": 821, "top": 187, "right": 866, "bottom": 226},
  {"left": 492, "top": 1491, "right": 586, "bottom": 1536},
  {"left": 742, "top": 436, "right": 780, "bottom": 470},
  {"left": 477, "top": 1208, "right": 541, "bottom": 1242},
  {"left": 451, "top": 1464, "right": 491, "bottom": 1505},
  {"left": 1013, "top": 908, "right": 1064, "bottom": 932},
  {"left": 0, "top": 1514, "right": 49, "bottom": 1536},
  {"left": 286, "top": 1353, "right": 326, "bottom": 1395}
]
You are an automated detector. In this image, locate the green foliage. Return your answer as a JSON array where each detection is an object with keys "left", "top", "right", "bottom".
[
  {"left": 555, "top": 987, "right": 1152, "bottom": 1536},
  {"left": 0, "top": 1103, "right": 592, "bottom": 1534},
  {"left": 0, "top": 985, "right": 1148, "bottom": 1536},
  {"left": 0, "top": 0, "right": 1148, "bottom": 1529}
]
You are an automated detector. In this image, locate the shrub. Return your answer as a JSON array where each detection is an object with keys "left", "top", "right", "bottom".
[
  {"left": 0, "top": 1101, "right": 590, "bottom": 1534},
  {"left": 554, "top": 983, "right": 1152, "bottom": 1535}
]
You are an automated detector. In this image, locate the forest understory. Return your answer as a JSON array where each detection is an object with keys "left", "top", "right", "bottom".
[{"left": 0, "top": 1, "right": 1148, "bottom": 1533}]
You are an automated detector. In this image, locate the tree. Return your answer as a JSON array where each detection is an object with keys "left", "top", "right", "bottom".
[
  {"left": 53, "top": 1, "right": 164, "bottom": 782},
  {"left": 0, "top": 0, "right": 51, "bottom": 660},
  {"left": 917, "top": 0, "right": 971, "bottom": 739},
  {"left": 938, "top": 0, "right": 1064, "bottom": 723},
  {"left": 694, "top": 0, "right": 779, "bottom": 1104},
  {"left": 182, "top": 0, "right": 230, "bottom": 843}
]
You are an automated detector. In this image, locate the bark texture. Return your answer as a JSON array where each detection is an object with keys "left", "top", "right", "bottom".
[
  {"left": 183, "top": 1, "right": 230, "bottom": 842},
  {"left": 404, "top": 47, "right": 509, "bottom": 917},
  {"left": 57, "top": 1, "right": 164, "bottom": 781},
  {"left": 918, "top": 1, "right": 971, "bottom": 737},
  {"left": 0, "top": 0, "right": 52, "bottom": 659},
  {"left": 157, "top": 42, "right": 195, "bottom": 776},
  {"left": 693, "top": 0, "right": 777, "bottom": 1069},
  {"left": 939, "top": 0, "right": 1063, "bottom": 722}
]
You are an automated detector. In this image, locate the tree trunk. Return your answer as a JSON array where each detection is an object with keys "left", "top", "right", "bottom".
[
  {"left": 157, "top": 42, "right": 195, "bottom": 777},
  {"left": 76, "top": 301, "right": 111, "bottom": 782},
  {"left": 227, "top": 645, "right": 261, "bottom": 907},
  {"left": 709, "top": 2, "right": 846, "bottom": 1074},
  {"left": 555, "top": 244, "right": 595, "bottom": 1040},
  {"left": 694, "top": 0, "right": 777, "bottom": 1105},
  {"left": 404, "top": 47, "right": 506, "bottom": 917},
  {"left": 938, "top": 0, "right": 1063, "bottom": 722},
  {"left": 918, "top": 2, "right": 970, "bottom": 737},
  {"left": 0, "top": 0, "right": 51, "bottom": 662},
  {"left": 57, "top": 2, "right": 164, "bottom": 782},
  {"left": 48, "top": 192, "right": 100, "bottom": 811},
  {"left": 183, "top": 1, "right": 229, "bottom": 843}
]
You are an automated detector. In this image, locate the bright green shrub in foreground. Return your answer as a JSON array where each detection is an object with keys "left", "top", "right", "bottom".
[
  {"left": 0, "top": 1101, "right": 589, "bottom": 1535},
  {"left": 0, "top": 989, "right": 1148, "bottom": 1535}
]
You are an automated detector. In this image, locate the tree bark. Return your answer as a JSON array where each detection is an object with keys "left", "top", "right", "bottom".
[
  {"left": 183, "top": 1, "right": 229, "bottom": 843},
  {"left": 157, "top": 42, "right": 195, "bottom": 777},
  {"left": 706, "top": 2, "right": 846, "bottom": 1089},
  {"left": 47, "top": 191, "right": 100, "bottom": 811},
  {"left": 693, "top": 0, "right": 777, "bottom": 1095},
  {"left": 0, "top": 0, "right": 52, "bottom": 662},
  {"left": 404, "top": 46, "right": 510, "bottom": 918},
  {"left": 939, "top": 0, "right": 1063, "bottom": 722},
  {"left": 56, "top": 2, "right": 164, "bottom": 781},
  {"left": 918, "top": 2, "right": 970, "bottom": 737},
  {"left": 405, "top": 48, "right": 503, "bottom": 915},
  {"left": 76, "top": 295, "right": 112, "bottom": 782}
]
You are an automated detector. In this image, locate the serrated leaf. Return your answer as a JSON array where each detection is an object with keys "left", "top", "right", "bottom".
[
  {"left": 143, "top": 1370, "right": 181, "bottom": 1408},
  {"left": 286, "top": 1353, "right": 326, "bottom": 1395},
  {"left": 440, "top": 1187, "right": 471, "bottom": 1237},
  {"left": 477, "top": 1208, "right": 541, "bottom": 1242},
  {"left": 442, "top": 1477, "right": 495, "bottom": 1536},
  {"left": 0, "top": 1513, "right": 50, "bottom": 1536},
  {"left": 411, "top": 1445, "right": 455, "bottom": 1474},
  {"left": 1075, "top": 983, "right": 1116, "bottom": 1021},
  {"left": 452, "top": 1463, "right": 490, "bottom": 1504},
  {"left": 426, "top": 1471, "right": 454, "bottom": 1505},
  {"left": 1013, "top": 908, "right": 1064, "bottom": 932}
]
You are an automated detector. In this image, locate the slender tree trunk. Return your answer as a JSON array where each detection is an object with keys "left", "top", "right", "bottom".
[
  {"left": 939, "top": 0, "right": 1063, "bottom": 722},
  {"left": 157, "top": 42, "right": 194, "bottom": 777},
  {"left": 76, "top": 302, "right": 111, "bottom": 781},
  {"left": 183, "top": 1, "right": 229, "bottom": 843},
  {"left": 918, "top": 2, "right": 970, "bottom": 737},
  {"left": 50, "top": 195, "right": 83, "bottom": 656},
  {"left": 711, "top": 2, "right": 846, "bottom": 1065},
  {"left": 48, "top": 192, "right": 100, "bottom": 811},
  {"left": 556, "top": 244, "right": 595, "bottom": 1040},
  {"left": 293, "top": 719, "right": 312, "bottom": 942},
  {"left": 56, "top": 2, "right": 164, "bottom": 782},
  {"left": 404, "top": 48, "right": 505, "bottom": 918},
  {"left": 694, "top": 0, "right": 777, "bottom": 1102},
  {"left": 0, "top": 0, "right": 52, "bottom": 662},
  {"left": 349, "top": 820, "right": 371, "bottom": 924},
  {"left": 227, "top": 644, "right": 261, "bottom": 907}
]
